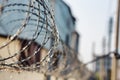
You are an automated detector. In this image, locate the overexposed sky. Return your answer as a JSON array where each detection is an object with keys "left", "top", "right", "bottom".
[{"left": 64, "top": 0, "right": 117, "bottom": 67}]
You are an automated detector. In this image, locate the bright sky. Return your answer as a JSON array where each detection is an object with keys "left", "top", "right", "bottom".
[{"left": 64, "top": 0, "right": 117, "bottom": 68}]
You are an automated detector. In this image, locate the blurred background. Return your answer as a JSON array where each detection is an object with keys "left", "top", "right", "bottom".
[{"left": 0, "top": 0, "right": 120, "bottom": 80}]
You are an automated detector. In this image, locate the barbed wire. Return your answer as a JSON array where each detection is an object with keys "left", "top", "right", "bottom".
[
  {"left": 0, "top": 0, "right": 89, "bottom": 79},
  {"left": 84, "top": 51, "right": 120, "bottom": 67},
  {"left": 0, "top": 0, "right": 58, "bottom": 69}
]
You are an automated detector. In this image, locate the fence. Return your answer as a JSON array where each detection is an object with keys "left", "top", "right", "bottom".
[{"left": 0, "top": 0, "right": 91, "bottom": 80}]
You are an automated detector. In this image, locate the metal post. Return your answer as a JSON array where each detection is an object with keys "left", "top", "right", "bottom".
[
  {"left": 100, "top": 38, "right": 106, "bottom": 80},
  {"left": 111, "top": 0, "right": 120, "bottom": 80},
  {"left": 108, "top": 17, "right": 113, "bottom": 53},
  {"left": 92, "top": 42, "right": 96, "bottom": 72}
]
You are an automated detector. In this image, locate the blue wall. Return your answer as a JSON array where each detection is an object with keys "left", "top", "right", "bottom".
[{"left": 54, "top": 0, "right": 75, "bottom": 46}]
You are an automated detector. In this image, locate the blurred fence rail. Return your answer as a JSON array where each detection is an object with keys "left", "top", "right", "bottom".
[{"left": 0, "top": 0, "right": 91, "bottom": 80}]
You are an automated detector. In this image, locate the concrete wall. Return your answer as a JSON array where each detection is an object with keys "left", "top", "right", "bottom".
[
  {"left": 0, "top": 36, "right": 20, "bottom": 64},
  {"left": 0, "top": 69, "right": 46, "bottom": 80},
  {"left": 0, "top": 37, "right": 78, "bottom": 80},
  {"left": 0, "top": 69, "right": 78, "bottom": 80}
]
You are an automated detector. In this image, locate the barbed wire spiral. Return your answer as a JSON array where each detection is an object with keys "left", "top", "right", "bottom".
[
  {"left": 0, "top": 0, "right": 89, "bottom": 79},
  {"left": 0, "top": 0, "right": 60, "bottom": 72}
]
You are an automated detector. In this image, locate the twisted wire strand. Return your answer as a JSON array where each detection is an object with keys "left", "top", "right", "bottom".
[
  {"left": 0, "top": 0, "right": 82, "bottom": 78},
  {"left": 0, "top": 0, "right": 58, "bottom": 71},
  {"left": 0, "top": 0, "right": 39, "bottom": 61},
  {"left": 0, "top": 0, "right": 32, "bottom": 49}
]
